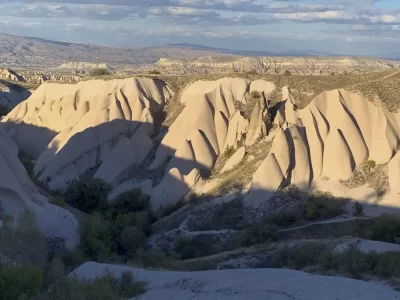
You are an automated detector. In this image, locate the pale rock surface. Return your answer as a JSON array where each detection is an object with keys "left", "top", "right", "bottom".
[
  {"left": 70, "top": 262, "right": 400, "bottom": 300},
  {"left": 0, "top": 69, "right": 24, "bottom": 82},
  {"left": 0, "top": 128, "right": 78, "bottom": 249},
  {"left": 249, "top": 80, "right": 276, "bottom": 96},
  {"left": 94, "top": 126, "right": 153, "bottom": 184},
  {"left": 245, "top": 89, "right": 400, "bottom": 207},
  {"left": 1, "top": 78, "right": 173, "bottom": 191},
  {"left": 150, "top": 168, "right": 200, "bottom": 212},
  {"left": 221, "top": 146, "right": 245, "bottom": 173},
  {"left": 334, "top": 238, "right": 400, "bottom": 254},
  {"left": 245, "top": 97, "right": 268, "bottom": 146},
  {"left": 58, "top": 62, "right": 112, "bottom": 71}
]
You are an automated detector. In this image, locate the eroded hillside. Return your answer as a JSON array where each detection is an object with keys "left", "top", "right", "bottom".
[{"left": 4, "top": 74, "right": 400, "bottom": 297}]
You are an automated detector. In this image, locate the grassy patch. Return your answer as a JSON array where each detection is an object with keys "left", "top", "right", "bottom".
[{"left": 354, "top": 214, "right": 400, "bottom": 243}]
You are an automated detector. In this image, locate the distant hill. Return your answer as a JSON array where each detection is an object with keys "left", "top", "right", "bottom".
[{"left": 0, "top": 33, "right": 232, "bottom": 67}]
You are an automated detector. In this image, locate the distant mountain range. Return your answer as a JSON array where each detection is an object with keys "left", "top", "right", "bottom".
[
  {"left": 0, "top": 33, "right": 399, "bottom": 68},
  {"left": 0, "top": 33, "right": 230, "bottom": 67}
]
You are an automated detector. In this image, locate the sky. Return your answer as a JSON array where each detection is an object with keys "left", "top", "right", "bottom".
[{"left": 1, "top": 0, "right": 400, "bottom": 56}]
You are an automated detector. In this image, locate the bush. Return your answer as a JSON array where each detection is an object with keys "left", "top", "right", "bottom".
[
  {"left": 0, "top": 104, "right": 11, "bottom": 117},
  {"left": 148, "top": 70, "right": 161, "bottom": 75},
  {"left": 50, "top": 195, "right": 66, "bottom": 208},
  {"left": 0, "top": 211, "right": 48, "bottom": 266},
  {"left": 279, "top": 244, "right": 326, "bottom": 270},
  {"left": 303, "top": 191, "right": 346, "bottom": 221},
  {"left": 79, "top": 212, "right": 113, "bottom": 261},
  {"left": 90, "top": 68, "right": 110, "bottom": 76},
  {"left": 0, "top": 264, "right": 44, "bottom": 300},
  {"left": 31, "top": 272, "right": 146, "bottom": 300},
  {"left": 250, "top": 90, "right": 261, "bottom": 99},
  {"left": 223, "top": 146, "right": 235, "bottom": 159},
  {"left": 283, "top": 70, "right": 291, "bottom": 76},
  {"left": 354, "top": 214, "right": 400, "bottom": 243},
  {"left": 354, "top": 201, "right": 363, "bottom": 216},
  {"left": 65, "top": 179, "right": 112, "bottom": 213},
  {"left": 78, "top": 188, "right": 154, "bottom": 262},
  {"left": 18, "top": 152, "right": 35, "bottom": 177},
  {"left": 236, "top": 225, "right": 278, "bottom": 247},
  {"left": 267, "top": 211, "right": 300, "bottom": 227}
]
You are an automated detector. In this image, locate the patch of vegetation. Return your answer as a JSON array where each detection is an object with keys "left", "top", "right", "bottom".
[
  {"left": 18, "top": 151, "right": 35, "bottom": 177},
  {"left": 236, "top": 225, "right": 278, "bottom": 247},
  {"left": 303, "top": 191, "right": 347, "bottom": 221},
  {"left": 90, "top": 68, "right": 111, "bottom": 76},
  {"left": 78, "top": 188, "right": 154, "bottom": 262},
  {"left": 283, "top": 70, "right": 291, "bottom": 76},
  {"left": 0, "top": 211, "right": 48, "bottom": 266},
  {"left": 354, "top": 213, "right": 400, "bottom": 243},
  {"left": 148, "top": 70, "right": 161, "bottom": 75},
  {"left": 278, "top": 244, "right": 327, "bottom": 270},
  {"left": 250, "top": 90, "right": 261, "bottom": 99},
  {"left": 65, "top": 179, "right": 112, "bottom": 213},
  {"left": 50, "top": 195, "right": 66, "bottom": 208},
  {"left": 267, "top": 211, "right": 300, "bottom": 227},
  {"left": 341, "top": 160, "right": 389, "bottom": 197},
  {"left": 223, "top": 146, "right": 236, "bottom": 159},
  {"left": 0, "top": 104, "right": 11, "bottom": 117},
  {"left": 0, "top": 212, "right": 146, "bottom": 299}
]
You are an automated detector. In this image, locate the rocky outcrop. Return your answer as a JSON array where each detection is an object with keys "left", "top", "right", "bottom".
[
  {"left": 70, "top": 262, "right": 400, "bottom": 299},
  {"left": 0, "top": 69, "right": 25, "bottom": 82},
  {"left": 155, "top": 56, "right": 395, "bottom": 75},
  {"left": 1, "top": 78, "right": 173, "bottom": 191},
  {"left": 245, "top": 89, "right": 400, "bottom": 207},
  {"left": 0, "top": 128, "right": 78, "bottom": 249},
  {"left": 58, "top": 62, "right": 112, "bottom": 71},
  {"left": 221, "top": 146, "right": 245, "bottom": 173}
]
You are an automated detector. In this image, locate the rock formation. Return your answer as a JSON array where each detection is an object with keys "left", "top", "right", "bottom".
[
  {"left": 245, "top": 89, "right": 400, "bottom": 207},
  {"left": 155, "top": 56, "right": 395, "bottom": 75},
  {"left": 58, "top": 62, "right": 112, "bottom": 71},
  {"left": 1, "top": 78, "right": 173, "bottom": 191},
  {"left": 0, "top": 128, "right": 78, "bottom": 249},
  {"left": 70, "top": 262, "right": 400, "bottom": 299},
  {"left": 0, "top": 68, "right": 25, "bottom": 82}
]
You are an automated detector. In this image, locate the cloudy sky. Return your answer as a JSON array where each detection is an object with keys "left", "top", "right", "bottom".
[{"left": 1, "top": 0, "right": 400, "bottom": 56}]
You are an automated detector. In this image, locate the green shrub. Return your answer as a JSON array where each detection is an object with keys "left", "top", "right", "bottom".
[
  {"left": 267, "top": 211, "right": 299, "bottom": 227},
  {"left": 118, "top": 226, "right": 146, "bottom": 257},
  {"left": 65, "top": 179, "right": 112, "bottom": 213},
  {"left": 50, "top": 195, "right": 66, "bottom": 208},
  {"left": 223, "top": 146, "right": 235, "bottom": 159},
  {"left": 109, "top": 189, "right": 150, "bottom": 216},
  {"left": 18, "top": 152, "right": 35, "bottom": 177},
  {"left": 236, "top": 225, "right": 278, "bottom": 247},
  {"left": 0, "top": 211, "right": 48, "bottom": 266},
  {"left": 0, "top": 104, "right": 11, "bottom": 117},
  {"left": 354, "top": 214, "right": 400, "bottom": 243},
  {"left": 31, "top": 273, "right": 146, "bottom": 300},
  {"left": 0, "top": 264, "right": 44, "bottom": 300},
  {"left": 79, "top": 212, "right": 113, "bottom": 261},
  {"left": 278, "top": 244, "right": 327, "bottom": 270},
  {"left": 354, "top": 201, "right": 363, "bottom": 216},
  {"left": 250, "top": 90, "right": 261, "bottom": 99},
  {"left": 303, "top": 191, "right": 346, "bottom": 221},
  {"left": 90, "top": 68, "right": 110, "bottom": 76}
]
